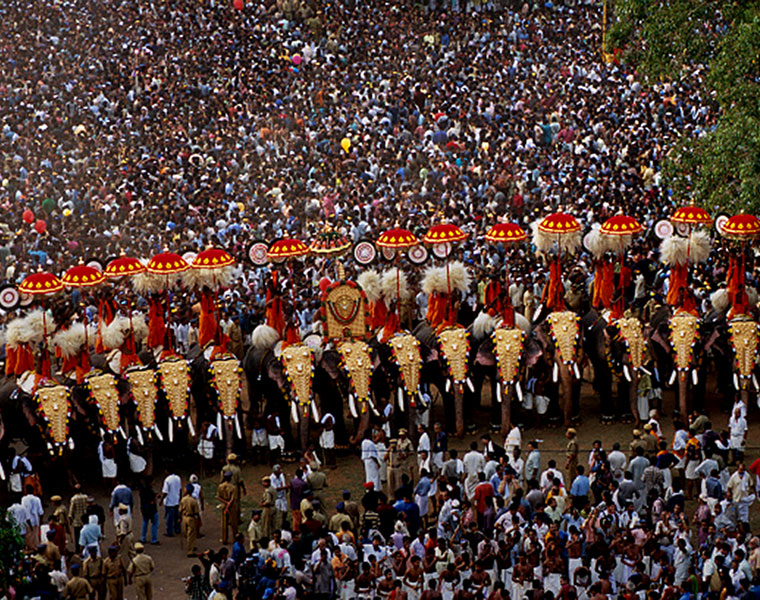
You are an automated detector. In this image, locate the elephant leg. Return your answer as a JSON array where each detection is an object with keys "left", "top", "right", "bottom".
[
  {"left": 678, "top": 374, "right": 688, "bottom": 418},
  {"left": 224, "top": 419, "right": 235, "bottom": 458},
  {"left": 299, "top": 411, "right": 310, "bottom": 450},
  {"left": 499, "top": 386, "right": 512, "bottom": 438},
  {"left": 559, "top": 364, "right": 573, "bottom": 428},
  {"left": 455, "top": 386, "right": 464, "bottom": 438},
  {"left": 350, "top": 404, "right": 372, "bottom": 446},
  {"left": 629, "top": 372, "right": 640, "bottom": 427}
]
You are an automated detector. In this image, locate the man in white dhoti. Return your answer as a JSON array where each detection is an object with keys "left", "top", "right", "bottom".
[
  {"left": 463, "top": 441, "right": 485, "bottom": 500},
  {"left": 361, "top": 431, "right": 382, "bottom": 491}
]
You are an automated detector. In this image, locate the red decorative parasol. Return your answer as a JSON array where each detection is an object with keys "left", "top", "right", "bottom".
[
  {"left": 376, "top": 228, "right": 418, "bottom": 249},
  {"left": 423, "top": 224, "right": 468, "bottom": 245},
  {"left": 147, "top": 252, "right": 190, "bottom": 275},
  {"left": 192, "top": 248, "right": 235, "bottom": 269},
  {"left": 105, "top": 255, "right": 146, "bottom": 279},
  {"left": 485, "top": 223, "right": 528, "bottom": 244},
  {"left": 18, "top": 269, "right": 63, "bottom": 379},
  {"left": 671, "top": 205, "right": 711, "bottom": 225},
  {"left": 19, "top": 270, "right": 64, "bottom": 295},
  {"left": 538, "top": 212, "right": 581, "bottom": 234},
  {"left": 62, "top": 264, "right": 106, "bottom": 288},
  {"left": 721, "top": 214, "right": 760, "bottom": 319},
  {"left": 721, "top": 214, "right": 760, "bottom": 239},
  {"left": 267, "top": 238, "right": 310, "bottom": 260},
  {"left": 310, "top": 229, "right": 352, "bottom": 257},
  {"left": 599, "top": 215, "right": 643, "bottom": 236}
]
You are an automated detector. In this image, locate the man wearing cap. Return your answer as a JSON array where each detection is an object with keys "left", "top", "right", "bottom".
[
  {"left": 329, "top": 502, "right": 354, "bottom": 534},
  {"left": 565, "top": 429, "right": 579, "bottom": 482},
  {"left": 260, "top": 476, "right": 277, "bottom": 539},
  {"left": 83, "top": 544, "right": 106, "bottom": 600},
  {"left": 65, "top": 563, "right": 94, "bottom": 600},
  {"left": 216, "top": 472, "right": 238, "bottom": 545},
  {"left": 50, "top": 494, "right": 70, "bottom": 554},
  {"left": 180, "top": 484, "right": 200, "bottom": 556},
  {"left": 103, "top": 545, "right": 126, "bottom": 600},
  {"left": 127, "top": 542, "right": 155, "bottom": 600},
  {"left": 221, "top": 454, "right": 246, "bottom": 505}
]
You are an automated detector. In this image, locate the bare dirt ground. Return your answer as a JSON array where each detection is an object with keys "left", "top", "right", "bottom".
[{"left": 69, "top": 379, "right": 755, "bottom": 599}]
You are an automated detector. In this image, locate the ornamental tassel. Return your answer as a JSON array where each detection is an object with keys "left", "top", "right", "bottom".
[
  {"left": 516, "top": 381, "right": 523, "bottom": 403},
  {"left": 668, "top": 370, "right": 677, "bottom": 386},
  {"left": 153, "top": 425, "right": 163, "bottom": 442},
  {"left": 691, "top": 369, "right": 698, "bottom": 386},
  {"left": 187, "top": 417, "right": 195, "bottom": 437},
  {"left": 168, "top": 418, "right": 173, "bottom": 443},
  {"left": 496, "top": 381, "right": 502, "bottom": 403},
  {"left": 348, "top": 393, "right": 358, "bottom": 418},
  {"left": 291, "top": 400, "right": 300, "bottom": 423},
  {"left": 311, "top": 400, "right": 320, "bottom": 423},
  {"left": 552, "top": 362, "right": 559, "bottom": 383},
  {"left": 136, "top": 427, "right": 144, "bottom": 446},
  {"left": 397, "top": 387, "right": 404, "bottom": 412},
  {"left": 234, "top": 414, "right": 242, "bottom": 439},
  {"left": 216, "top": 413, "right": 223, "bottom": 439},
  {"left": 623, "top": 365, "right": 631, "bottom": 383}
]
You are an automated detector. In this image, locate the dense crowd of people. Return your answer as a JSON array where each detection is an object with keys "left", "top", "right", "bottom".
[
  {"left": 6, "top": 414, "right": 760, "bottom": 600},
  {"left": 1, "top": 0, "right": 759, "bottom": 599}
]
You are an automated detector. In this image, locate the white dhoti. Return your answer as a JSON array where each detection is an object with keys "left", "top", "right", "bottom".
[
  {"left": 101, "top": 458, "right": 117, "bottom": 479},
  {"left": 363, "top": 460, "right": 382, "bottom": 490},
  {"left": 339, "top": 580, "right": 355, "bottom": 600},
  {"left": 465, "top": 474, "right": 478, "bottom": 499},
  {"left": 415, "top": 494, "right": 429, "bottom": 517},
  {"left": 568, "top": 557, "right": 582, "bottom": 582},
  {"left": 544, "top": 573, "right": 561, "bottom": 596},
  {"left": 441, "top": 580, "right": 456, "bottom": 600}
]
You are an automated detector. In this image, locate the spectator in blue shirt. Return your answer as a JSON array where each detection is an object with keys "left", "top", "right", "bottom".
[{"left": 570, "top": 466, "right": 590, "bottom": 510}]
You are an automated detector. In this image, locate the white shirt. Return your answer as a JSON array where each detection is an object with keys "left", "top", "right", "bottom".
[
  {"left": 463, "top": 450, "right": 485, "bottom": 476},
  {"left": 162, "top": 474, "right": 182, "bottom": 506},
  {"left": 417, "top": 432, "right": 431, "bottom": 454},
  {"left": 21, "top": 494, "right": 43, "bottom": 527},
  {"left": 361, "top": 439, "right": 379, "bottom": 463},
  {"left": 8, "top": 503, "right": 28, "bottom": 533}
]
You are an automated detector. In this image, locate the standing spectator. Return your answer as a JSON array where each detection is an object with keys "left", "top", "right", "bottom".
[
  {"left": 21, "top": 483, "right": 43, "bottom": 549},
  {"left": 161, "top": 470, "right": 182, "bottom": 538},
  {"left": 69, "top": 485, "right": 89, "bottom": 553}
]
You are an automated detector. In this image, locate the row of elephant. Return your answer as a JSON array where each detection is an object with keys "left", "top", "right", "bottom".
[{"left": 0, "top": 296, "right": 756, "bottom": 486}]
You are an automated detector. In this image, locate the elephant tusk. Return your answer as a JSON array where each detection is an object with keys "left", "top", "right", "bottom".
[
  {"left": 573, "top": 363, "right": 581, "bottom": 380},
  {"left": 753, "top": 374, "right": 759, "bottom": 391},
  {"left": 187, "top": 417, "right": 195, "bottom": 437},
  {"left": 668, "top": 370, "right": 677, "bottom": 387},
  {"left": 68, "top": 438, "right": 75, "bottom": 451},
  {"left": 496, "top": 381, "right": 502, "bottom": 403},
  {"left": 691, "top": 369, "right": 698, "bottom": 386},
  {"left": 418, "top": 390, "right": 425, "bottom": 407},
  {"left": 368, "top": 397, "right": 380, "bottom": 417},
  {"left": 445, "top": 379, "right": 451, "bottom": 393},
  {"left": 291, "top": 401, "right": 300, "bottom": 423},
  {"left": 734, "top": 373, "right": 740, "bottom": 391},
  {"left": 0, "top": 460, "right": 4, "bottom": 480},
  {"left": 466, "top": 378, "right": 475, "bottom": 393},
  {"left": 348, "top": 394, "right": 358, "bottom": 419},
  {"left": 654, "top": 367, "right": 660, "bottom": 383},
  {"left": 47, "top": 442, "right": 53, "bottom": 453},
  {"left": 153, "top": 425, "right": 163, "bottom": 442},
  {"left": 552, "top": 362, "right": 559, "bottom": 383},
  {"left": 118, "top": 426, "right": 127, "bottom": 440},
  {"left": 397, "top": 387, "right": 404, "bottom": 412},
  {"left": 217, "top": 413, "right": 223, "bottom": 439},
  {"left": 136, "top": 427, "right": 144, "bottom": 446},
  {"left": 311, "top": 400, "right": 320, "bottom": 423},
  {"left": 168, "top": 418, "right": 173, "bottom": 443},
  {"left": 516, "top": 381, "right": 523, "bottom": 403},
  {"left": 623, "top": 365, "right": 631, "bottom": 383},
  {"left": 235, "top": 414, "right": 242, "bottom": 439},
  {"left": 640, "top": 367, "right": 651, "bottom": 376}
]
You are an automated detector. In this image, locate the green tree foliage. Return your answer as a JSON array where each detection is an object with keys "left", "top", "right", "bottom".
[
  {"left": 608, "top": 1, "right": 760, "bottom": 213},
  {"left": 0, "top": 509, "right": 25, "bottom": 590}
]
